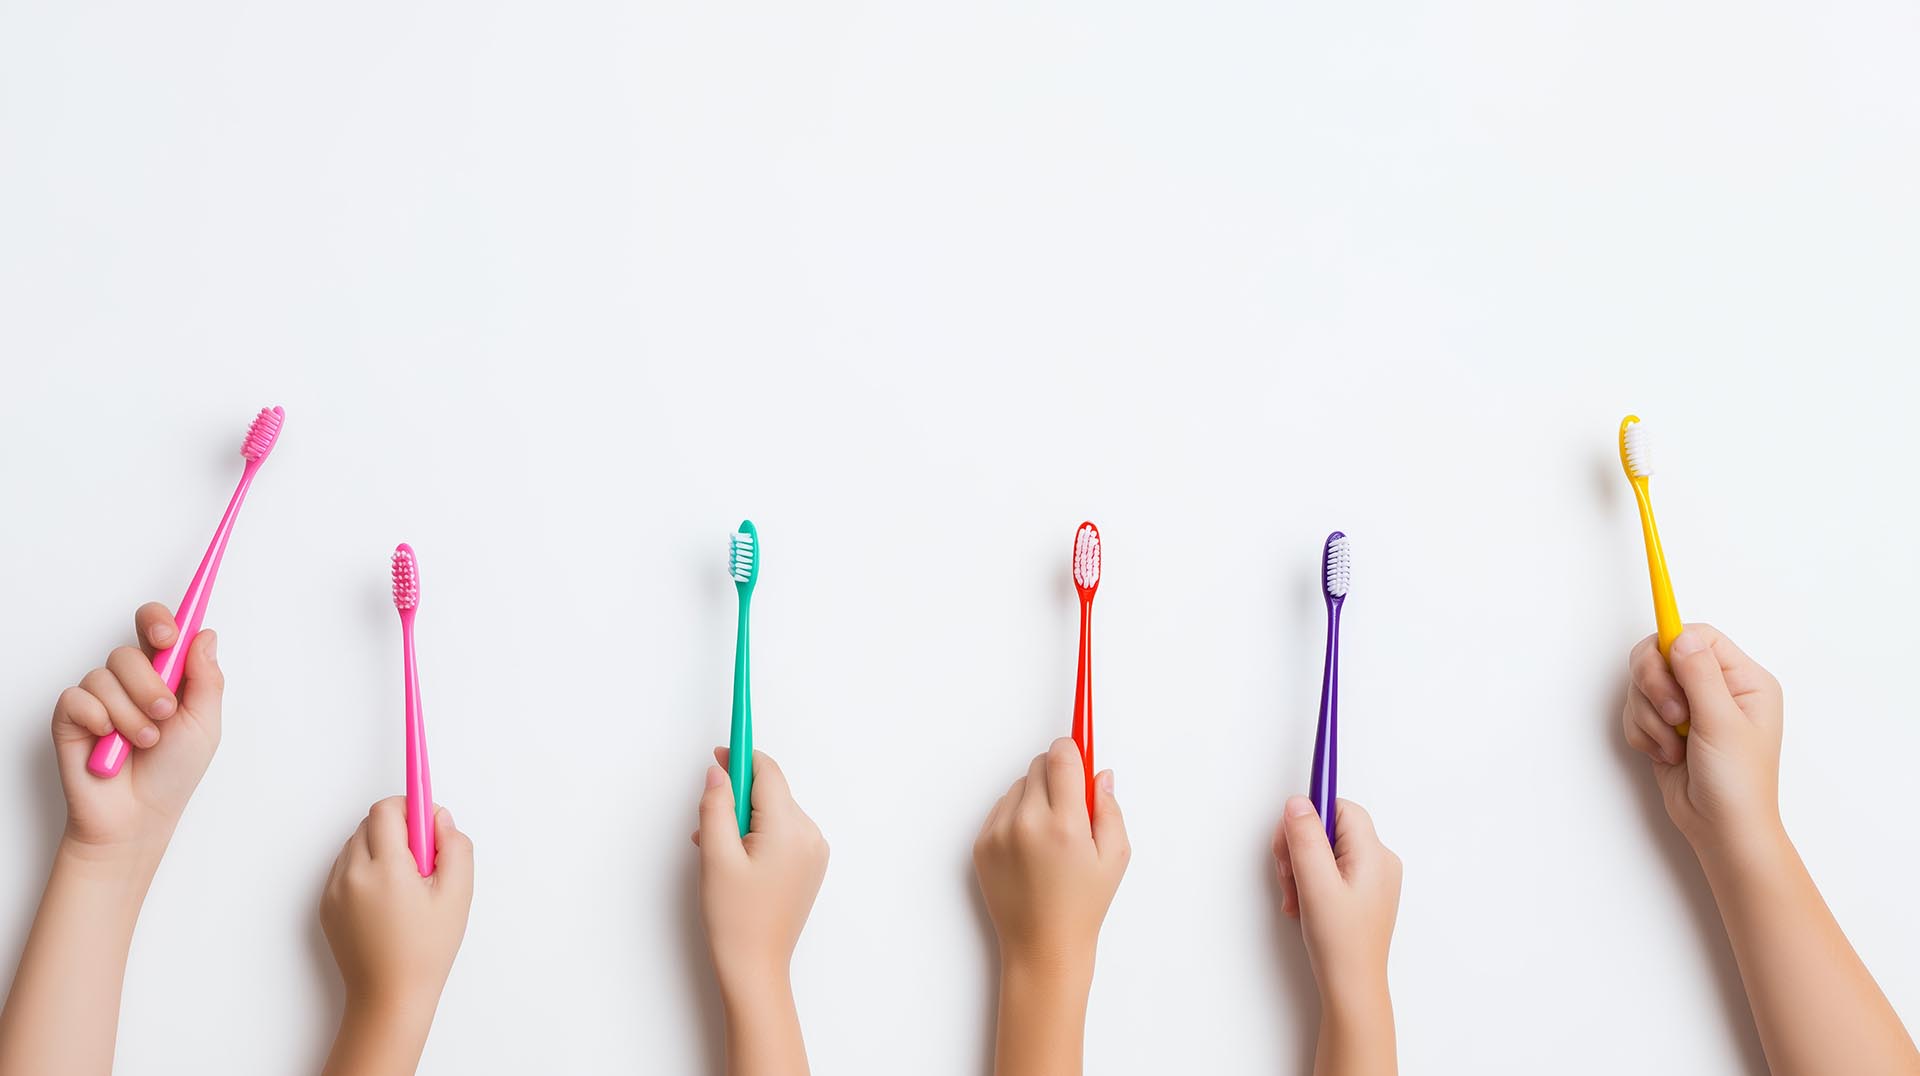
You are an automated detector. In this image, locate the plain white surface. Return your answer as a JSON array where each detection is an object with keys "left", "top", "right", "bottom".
[{"left": 2, "top": 2, "right": 1918, "bottom": 1073}]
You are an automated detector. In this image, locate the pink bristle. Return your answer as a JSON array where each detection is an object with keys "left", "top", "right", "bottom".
[
  {"left": 242, "top": 406, "right": 285, "bottom": 461},
  {"left": 1073, "top": 523, "right": 1101, "bottom": 589},
  {"left": 391, "top": 544, "right": 420, "bottom": 610}
]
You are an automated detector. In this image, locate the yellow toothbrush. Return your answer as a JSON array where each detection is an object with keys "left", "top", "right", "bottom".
[{"left": 1619, "top": 415, "right": 1687, "bottom": 735}]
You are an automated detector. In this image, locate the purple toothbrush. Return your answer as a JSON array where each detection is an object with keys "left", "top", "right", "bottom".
[{"left": 1308, "top": 531, "right": 1350, "bottom": 846}]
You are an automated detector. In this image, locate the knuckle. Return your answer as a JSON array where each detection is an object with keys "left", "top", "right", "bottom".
[{"left": 107, "top": 646, "right": 145, "bottom": 670}]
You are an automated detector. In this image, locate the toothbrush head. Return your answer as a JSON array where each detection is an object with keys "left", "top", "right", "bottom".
[
  {"left": 1619, "top": 415, "right": 1652, "bottom": 481},
  {"left": 391, "top": 543, "right": 420, "bottom": 611},
  {"left": 729, "top": 521, "right": 759, "bottom": 591},
  {"left": 1072, "top": 522, "right": 1101, "bottom": 597},
  {"left": 1323, "top": 531, "right": 1351, "bottom": 602},
  {"left": 242, "top": 406, "right": 285, "bottom": 462}
]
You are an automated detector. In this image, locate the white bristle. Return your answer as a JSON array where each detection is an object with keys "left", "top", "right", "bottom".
[
  {"left": 1324, "top": 535, "right": 1351, "bottom": 598},
  {"left": 1073, "top": 525, "right": 1101, "bottom": 588},
  {"left": 1623, "top": 421, "right": 1653, "bottom": 477},
  {"left": 729, "top": 531, "right": 755, "bottom": 583}
]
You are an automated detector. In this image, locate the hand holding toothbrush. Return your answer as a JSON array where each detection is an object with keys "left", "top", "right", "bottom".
[
  {"left": 974, "top": 738, "right": 1129, "bottom": 1076},
  {"left": 53, "top": 605, "right": 225, "bottom": 853},
  {"left": 0, "top": 604, "right": 225, "bottom": 1076},
  {"left": 320, "top": 798, "right": 474, "bottom": 1076},
  {"left": 1621, "top": 624, "right": 1783, "bottom": 848},
  {"left": 1272, "top": 797, "right": 1401, "bottom": 1076},
  {"left": 88, "top": 405, "right": 282, "bottom": 778},
  {"left": 1619, "top": 626, "right": 1920, "bottom": 1075},
  {"left": 694, "top": 748, "right": 827, "bottom": 1076}
]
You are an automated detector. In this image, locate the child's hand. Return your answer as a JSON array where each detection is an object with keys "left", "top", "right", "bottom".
[
  {"left": 1273, "top": 797, "right": 1400, "bottom": 1004},
  {"left": 1275, "top": 798, "right": 1401, "bottom": 1076},
  {"left": 51, "top": 604, "right": 222, "bottom": 855},
  {"left": 695, "top": 748, "right": 829, "bottom": 986},
  {"left": 972, "top": 738, "right": 1130, "bottom": 975},
  {"left": 321, "top": 798, "right": 475, "bottom": 1009},
  {"left": 1620, "top": 624, "right": 1784, "bottom": 852}
]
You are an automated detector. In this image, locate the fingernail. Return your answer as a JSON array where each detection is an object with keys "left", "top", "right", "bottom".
[
  {"left": 135, "top": 727, "right": 159, "bottom": 748},
  {"left": 1284, "top": 796, "right": 1314, "bottom": 819},
  {"left": 704, "top": 766, "right": 726, "bottom": 789},
  {"left": 1669, "top": 630, "right": 1706, "bottom": 657},
  {"left": 1659, "top": 700, "right": 1686, "bottom": 724},
  {"left": 150, "top": 625, "right": 173, "bottom": 646},
  {"left": 204, "top": 633, "right": 217, "bottom": 659},
  {"left": 149, "top": 697, "right": 175, "bottom": 719},
  {"left": 440, "top": 808, "right": 455, "bottom": 827},
  {"left": 1099, "top": 771, "right": 1114, "bottom": 794}
]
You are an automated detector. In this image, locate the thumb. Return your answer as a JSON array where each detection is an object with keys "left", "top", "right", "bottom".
[
  {"left": 430, "top": 807, "right": 475, "bottom": 902},
  {"left": 177, "top": 630, "right": 224, "bottom": 731},
  {"left": 1666, "top": 628, "right": 1739, "bottom": 735},
  {"left": 1091, "top": 770, "right": 1130, "bottom": 868},
  {"left": 1281, "top": 796, "right": 1340, "bottom": 910},
  {"left": 697, "top": 765, "right": 745, "bottom": 863}
]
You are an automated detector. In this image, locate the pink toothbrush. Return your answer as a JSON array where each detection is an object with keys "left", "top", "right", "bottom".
[
  {"left": 88, "top": 406, "right": 285, "bottom": 778},
  {"left": 392, "top": 543, "right": 435, "bottom": 876}
]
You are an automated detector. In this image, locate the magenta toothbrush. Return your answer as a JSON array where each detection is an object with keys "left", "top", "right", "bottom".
[
  {"left": 88, "top": 406, "right": 285, "bottom": 778},
  {"left": 1307, "top": 532, "right": 1350, "bottom": 845},
  {"left": 392, "top": 544, "right": 435, "bottom": 877}
]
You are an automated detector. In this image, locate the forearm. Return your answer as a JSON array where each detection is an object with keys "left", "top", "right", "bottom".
[
  {"left": 718, "top": 971, "right": 810, "bottom": 1076},
  {"left": 0, "top": 837, "right": 162, "bottom": 1076},
  {"left": 321, "top": 996, "right": 439, "bottom": 1076},
  {"left": 993, "top": 955, "right": 1093, "bottom": 1076},
  {"left": 1314, "top": 980, "right": 1396, "bottom": 1076},
  {"left": 1699, "top": 825, "right": 1919, "bottom": 1076}
]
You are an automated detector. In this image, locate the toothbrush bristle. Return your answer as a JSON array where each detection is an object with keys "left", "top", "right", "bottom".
[
  {"left": 391, "top": 544, "right": 419, "bottom": 610},
  {"left": 1072, "top": 524, "right": 1101, "bottom": 589},
  {"left": 729, "top": 531, "right": 755, "bottom": 583},
  {"left": 1623, "top": 420, "right": 1653, "bottom": 478},
  {"left": 241, "top": 406, "right": 285, "bottom": 462},
  {"left": 1324, "top": 533, "right": 1352, "bottom": 599}
]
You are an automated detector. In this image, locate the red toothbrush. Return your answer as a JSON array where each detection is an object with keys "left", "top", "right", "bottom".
[{"left": 1070, "top": 522, "right": 1101, "bottom": 819}]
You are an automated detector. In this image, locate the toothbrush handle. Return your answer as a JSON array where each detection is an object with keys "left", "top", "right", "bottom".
[
  {"left": 88, "top": 462, "right": 259, "bottom": 778},
  {"left": 1071, "top": 598, "right": 1094, "bottom": 820},
  {"left": 1309, "top": 600, "right": 1341, "bottom": 846},
  {"left": 1634, "top": 482, "right": 1689, "bottom": 735},
  {"left": 729, "top": 596, "right": 753, "bottom": 836},
  {"left": 402, "top": 612, "right": 434, "bottom": 876}
]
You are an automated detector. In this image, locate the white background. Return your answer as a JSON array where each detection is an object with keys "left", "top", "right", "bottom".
[{"left": 2, "top": 2, "right": 1917, "bottom": 1073}]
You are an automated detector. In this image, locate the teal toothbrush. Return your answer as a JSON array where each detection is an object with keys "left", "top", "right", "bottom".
[{"left": 728, "top": 521, "right": 759, "bottom": 835}]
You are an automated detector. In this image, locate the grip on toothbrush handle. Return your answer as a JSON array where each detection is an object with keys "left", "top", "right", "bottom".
[{"left": 86, "top": 633, "right": 192, "bottom": 778}]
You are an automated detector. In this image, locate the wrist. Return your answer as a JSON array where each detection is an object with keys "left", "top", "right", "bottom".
[
  {"left": 53, "top": 833, "right": 164, "bottom": 893},
  {"left": 325, "top": 994, "right": 439, "bottom": 1076},
  {"left": 1690, "top": 817, "right": 1793, "bottom": 882},
  {"left": 712, "top": 948, "right": 791, "bottom": 995},
  {"left": 1000, "top": 946, "right": 1096, "bottom": 1001},
  {"left": 1000, "top": 939, "right": 1096, "bottom": 987},
  {"left": 1320, "top": 974, "right": 1393, "bottom": 1029}
]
